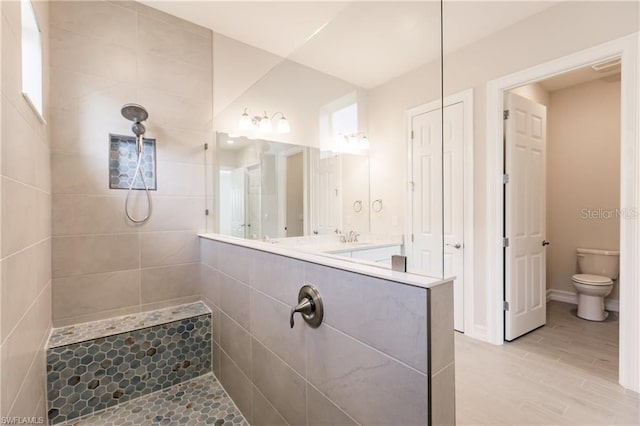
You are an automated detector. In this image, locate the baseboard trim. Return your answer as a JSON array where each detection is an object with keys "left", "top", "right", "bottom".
[
  {"left": 464, "top": 324, "right": 489, "bottom": 343},
  {"left": 546, "top": 289, "right": 619, "bottom": 312}
]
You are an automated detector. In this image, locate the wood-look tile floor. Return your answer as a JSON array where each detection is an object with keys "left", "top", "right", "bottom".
[{"left": 455, "top": 301, "right": 640, "bottom": 425}]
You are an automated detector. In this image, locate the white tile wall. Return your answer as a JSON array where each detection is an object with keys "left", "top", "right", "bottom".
[{"left": 0, "top": 0, "right": 52, "bottom": 420}]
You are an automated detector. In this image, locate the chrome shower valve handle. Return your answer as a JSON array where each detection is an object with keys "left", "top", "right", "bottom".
[
  {"left": 289, "top": 298, "right": 314, "bottom": 328},
  {"left": 289, "top": 285, "right": 323, "bottom": 328}
]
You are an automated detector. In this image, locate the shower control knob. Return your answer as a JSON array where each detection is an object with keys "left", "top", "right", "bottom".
[
  {"left": 542, "top": 240, "right": 550, "bottom": 246},
  {"left": 289, "top": 285, "right": 323, "bottom": 328}
]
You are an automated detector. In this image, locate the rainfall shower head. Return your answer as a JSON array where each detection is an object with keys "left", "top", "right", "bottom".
[{"left": 121, "top": 103, "right": 148, "bottom": 123}]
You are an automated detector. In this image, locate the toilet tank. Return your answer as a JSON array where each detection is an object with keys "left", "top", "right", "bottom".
[{"left": 576, "top": 248, "right": 620, "bottom": 279}]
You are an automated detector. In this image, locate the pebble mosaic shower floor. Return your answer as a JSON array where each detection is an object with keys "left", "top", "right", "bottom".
[{"left": 58, "top": 373, "right": 247, "bottom": 426}]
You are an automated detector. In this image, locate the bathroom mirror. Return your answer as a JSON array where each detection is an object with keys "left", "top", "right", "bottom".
[
  {"left": 207, "top": 1, "right": 445, "bottom": 275},
  {"left": 215, "top": 131, "right": 370, "bottom": 241}
]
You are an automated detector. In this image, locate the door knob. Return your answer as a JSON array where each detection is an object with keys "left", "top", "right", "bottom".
[
  {"left": 446, "top": 243, "right": 463, "bottom": 249},
  {"left": 290, "top": 285, "right": 323, "bottom": 328},
  {"left": 542, "top": 240, "right": 550, "bottom": 246}
]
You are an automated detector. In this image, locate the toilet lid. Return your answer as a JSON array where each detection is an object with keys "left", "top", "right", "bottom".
[{"left": 572, "top": 274, "right": 613, "bottom": 285}]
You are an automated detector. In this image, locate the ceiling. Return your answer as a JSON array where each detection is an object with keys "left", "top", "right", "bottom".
[
  {"left": 142, "top": 1, "right": 559, "bottom": 88},
  {"left": 539, "top": 63, "right": 622, "bottom": 92},
  {"left": 217, "top": 133, "right": 255, "bottom": 152}
]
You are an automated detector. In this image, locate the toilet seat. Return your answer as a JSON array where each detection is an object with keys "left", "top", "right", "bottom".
[{"left": 572, "top": 274, "right": 613, "bottom": 286}]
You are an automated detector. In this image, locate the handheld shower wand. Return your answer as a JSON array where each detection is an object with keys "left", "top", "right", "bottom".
[
  {"left": 131, "top": 121, "right": 145, "bottom": 154},
  {"left": 120, "top": 103, "right": 152, "bottom": 224}
]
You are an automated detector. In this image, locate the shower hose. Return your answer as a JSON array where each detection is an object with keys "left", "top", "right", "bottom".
[{"left": 124, "top": 146, "right": 153, "bottom": 224}]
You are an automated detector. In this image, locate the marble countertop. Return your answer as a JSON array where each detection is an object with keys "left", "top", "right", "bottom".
[
  {"left": 199, "top": 233, "right": 453, "bottom": 290},
  {"left": 296, "top": 241, "right": 401, "bottom": 254}
]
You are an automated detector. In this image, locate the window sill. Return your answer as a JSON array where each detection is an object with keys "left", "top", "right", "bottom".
[{"left": 22, "top": 92, "right": 46, "bottom": 125}]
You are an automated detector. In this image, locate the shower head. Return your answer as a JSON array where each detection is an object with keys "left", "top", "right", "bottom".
[
  {"left": 121, "top": 103, "right": 148, "bottom": 154},
  {"left": 121, "top": 103, "right": 148, "bottom": 123}
]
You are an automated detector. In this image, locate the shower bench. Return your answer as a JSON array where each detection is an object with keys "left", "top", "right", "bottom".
[{"left": 45, "top": 302, "right": 212, "bottom": 424}]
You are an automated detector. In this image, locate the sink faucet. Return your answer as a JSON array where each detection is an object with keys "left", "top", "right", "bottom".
[
  {"left": 339, "top": 230, "right": 360, "bottom": 243},
  {"left": 346, "top": 230, "right": 360, "bottom": 243}
]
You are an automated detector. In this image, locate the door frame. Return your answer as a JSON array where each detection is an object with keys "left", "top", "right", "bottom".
[
  {"left": 485, "top": 34, "right": 639, "bottom": 391},
  {"left": 406, "top": 88, "right": 475, "bottom": 333}
]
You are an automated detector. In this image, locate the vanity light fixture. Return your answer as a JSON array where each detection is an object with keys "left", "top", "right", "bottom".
[
  {"left": 339, "top": 133, "right": 370, "bottom": 150},
  {"left": 239, "top": 108, "right": 290, "bottom": 134}
]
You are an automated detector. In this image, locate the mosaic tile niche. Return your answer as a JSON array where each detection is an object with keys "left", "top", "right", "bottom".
[
  {"left": 46, "top": 307, "right": 212, "bottom": 424},
  {"left": 109, "top": 134, "right": 157, "bottom": 190}
]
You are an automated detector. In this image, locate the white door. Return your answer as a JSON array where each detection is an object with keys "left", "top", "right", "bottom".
[
  {"left": 443, "top": 103, "right": 465, "bottom": 332},
  {"left": 409, "top": 103, "right": 465, "bottom": 331},
  {"left": 311, "top": 152, "right": 340, "bottom": 235},
  {"left": 230, "top": 167, "right": 247, "bottom": 238},
  {"left": 410, "top": 108, "right": 442, "bottom": 277},
  {"left": 504, "top": 92, "right": 547, "bottom": 341}
]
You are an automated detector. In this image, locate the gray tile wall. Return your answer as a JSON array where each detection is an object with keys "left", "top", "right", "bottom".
[
  {"left": 0, "top": 0, "right": 52, "bottom": 420},
  {"left": 201, "top": 238, "right": 455, "bottom": 425},
  {"left": 49, "top": 1, "right": 214, "bottom": 326},
  {"left": 429, "top": 282, "right": 456, "bottom": 426}
]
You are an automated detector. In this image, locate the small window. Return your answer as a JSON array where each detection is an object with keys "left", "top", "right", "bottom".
[
  {"left": 21, "top": 0, "right": 43, "bottom": 118},
  {"left": 331, "top": 102, "right": 358, "bottom": 142}
]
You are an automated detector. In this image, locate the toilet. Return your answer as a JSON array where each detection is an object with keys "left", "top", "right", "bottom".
[{"left": 571, "top": 248, "right": 619, "bottom": 321}]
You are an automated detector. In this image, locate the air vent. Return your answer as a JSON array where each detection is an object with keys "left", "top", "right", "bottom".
[{"left": 591, "top": 57, "right": 621, "bottom": 73}]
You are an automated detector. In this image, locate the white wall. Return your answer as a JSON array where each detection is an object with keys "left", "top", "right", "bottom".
[
  {"left": 547, "top": 78, "right": 621, "bottom": 301},
  {"left": 341, "top": 155, "right": 370, "bottom": 233},
  {"left": 213, "top": 33, "right": 281, "bottom": 116},
  {"left": 213, "top": 35, "right": 368, "bottom": 150}
]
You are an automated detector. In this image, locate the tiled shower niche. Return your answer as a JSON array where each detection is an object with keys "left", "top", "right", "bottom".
[
  {"left": 46, "top": 303, "right": 212, "bottom": 424},
  {"left": 109, "top": 134, "right": 157, "bottom": 190}
]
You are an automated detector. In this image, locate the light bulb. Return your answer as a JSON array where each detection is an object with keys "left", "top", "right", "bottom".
[
  {"left": 277, "top": 116, "right": 290, "bottom": 133},
  {"left": 359, "top": 136, "right": 370, "bottom": 150},
  {"left": 258, "top": 113, "right": 272, "bottom": 132},
  {"left": 239, "top": 109, "right": 252, "bottom": 130}
]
